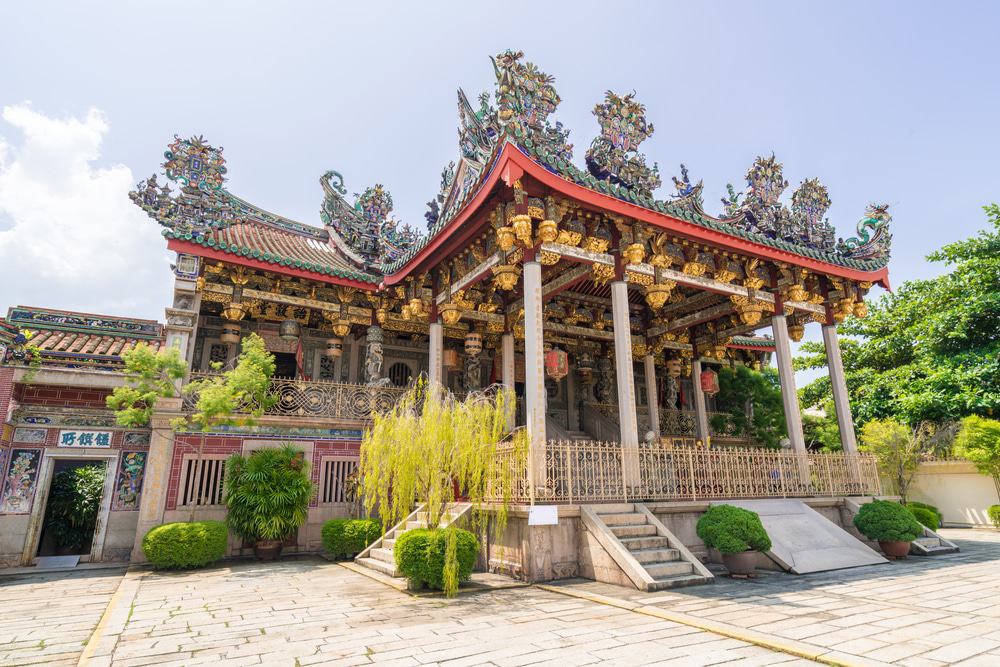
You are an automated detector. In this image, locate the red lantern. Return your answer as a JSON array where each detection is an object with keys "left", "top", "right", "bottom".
[
  {"left": 700, "top": 368, "right": 719, "bottom": 396},
  {"left": 544, "top": 347, "right": 569, "bottom": 381}
]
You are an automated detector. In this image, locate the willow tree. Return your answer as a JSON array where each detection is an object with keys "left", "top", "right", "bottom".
[{"left": 359, "top": 378, "right": 526, "bottom": 539}]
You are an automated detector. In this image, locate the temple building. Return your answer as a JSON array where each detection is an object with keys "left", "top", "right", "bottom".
[{"left": 0, "top": 51, "right": 893, "bottom": 582}]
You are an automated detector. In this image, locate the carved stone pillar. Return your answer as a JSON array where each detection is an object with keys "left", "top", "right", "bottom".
[
  {"left": 644, "top": 354, "right": 660, "bottom": 439},
  {"left": 131, "top": 397, "right": 183, "bottom": 562},
  {"left": 523, "top": 260, "right": 546, "bottom": 496},
  {"left": 611, "top": 280, "right": 640, "bottom": 487},
  {"left": 463, "top": 351, "right": 482, "bottom": 392},
  {"left": 502, "top": 333, "right": 516, "bottom": 430},
  {"left": 166, "top": 253, "right": 202, "bottom": 384},
  {"left": 823, "top": 324, "right": 858, "bottom": 453},
  {"left": 772, "top": 314, "right": 806, "bottom": 454},
  {"left": 428, "top": 320, "right": 443, "bottom": 388},
  {"left": 364, "top": 325, "right": 384, "bottom": 384},
  {"left": 691, "top": 358, "right": 710, "bottom": 445}
]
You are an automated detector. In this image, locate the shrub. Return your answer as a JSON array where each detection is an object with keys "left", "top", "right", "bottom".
[
  {"left": 906, "top": 501, "right": 942, "bottom": 526},
  {"left": 907, "top": 506, "right": 939, "bottom": 531},
  {"left": 695, "top": 505, "right": 772, "bottom": 555},
  {"left": 853, "top": 500, "right": 923, "bottom": 542},
  {"left": 142, "top": 521, "right": 227, "bottom": 569},
  {"left": 988, "top": 505, "right": 1000, "bottom": 529},
  {"left": 321, "top": 518, "right": 381, "bottom": 559},
  {"left": 394, "top": 527, "right": 478, "bottom": 593},
  {"left": 224, "top": 445, "right": 314, "bottom": 543}
]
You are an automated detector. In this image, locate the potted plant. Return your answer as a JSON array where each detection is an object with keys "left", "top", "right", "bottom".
[
  {"left": 852, "top": 499, "right": 923, "bottom": 559},
  {"left": 223, "top": 445, "right": 314, "bottom": 560},
  {"left": 696, "top": 504, "right": 772, "bottom": 576}
]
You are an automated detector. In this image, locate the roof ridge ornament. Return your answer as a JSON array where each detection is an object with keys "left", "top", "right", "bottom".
[
  {"left": 838, "top": 204, "right": 892, "bottom": 260},
  {"left": 585, "top": 91, "right": 661, "bottom": 196}
]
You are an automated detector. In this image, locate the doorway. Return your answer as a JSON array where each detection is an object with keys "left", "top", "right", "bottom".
[
  {"left": 36, "top": 459, "right": 108, "bottom": 558},
  {"left": 273, "top": 352, "right": 298, "bottom": 379}
]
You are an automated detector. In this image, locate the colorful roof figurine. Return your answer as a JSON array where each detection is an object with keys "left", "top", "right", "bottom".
[{"left": 131, "top": 50, "right": 894, "bottom": 286}]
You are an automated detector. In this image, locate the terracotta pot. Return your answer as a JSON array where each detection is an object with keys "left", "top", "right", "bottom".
[
  {"left": 722, "top": 550, "right": 758, "bottom": 576},
  {"left": 254, "top": 540, "right": 283, "bottom": 561},
  {"left": 878, "top": 540, "right": 911, "bottom": 559}
]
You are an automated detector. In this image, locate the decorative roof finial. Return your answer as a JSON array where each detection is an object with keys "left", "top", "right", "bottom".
[
  {"left": 838, "top": 204, "right": 892, "bottom": 260},
  {"left": 585, "top": 91, "right": 661, "bottom": 195}
]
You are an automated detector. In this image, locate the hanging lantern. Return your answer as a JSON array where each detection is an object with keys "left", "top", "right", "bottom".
[
  {"left": 575, "top": 351, "right": 594, "bottom": 383},
  {"left": 221, "top": 301, "right": 247, "bottom": 322},
  {"left": 220, "top": 323, "right": 241, "bottom": 344},
  {"left": 666, "top": 358, "right": 682, "bottom": 378},
  {"left": 700, "top": 368, "right": 720, "bottom": 396},
  {"left": 439, "top": 301, "right": 462, "bottom": 325},
  {"left": 545, "top": 347, "right": 569, "bottom": 381},
  {"left": 442, "top": 348, "right": 459, "bottom": 368},
  {"left": 464, "top": 332, "right": 483, "bottom": 356},
  {"left": 788, "top": 322, "right": 805, "bottom": 342},
  {"left": 324, "top": 337, "right": 343, "bottom": 358},
  {"left": 279, "top": 319, "right": 301, "bottom": 342}
]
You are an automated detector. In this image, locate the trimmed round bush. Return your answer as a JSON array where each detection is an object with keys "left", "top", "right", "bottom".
[
  {"left": 906, "top": 501, "right": 942, "bottom": 526},
  {"left": 907, "top": 506, "right": 939, "bottom": 531},
  {"left": 394, "top": 527, "right": 478, "bottom": 590},
  {"left": 988, "top": 505, "right": 1000, "bottom": 529},
  {"left": 321, "top": 518, "right": 381, "bottom": 559},
  {"left": 853, "top": 500, "right": 922, "bottom": 543},
  {"left": 142, "top": 521, "right": 227, "bottom": 569},
  {"left": 696, "top": 504, "right": 772, "bottom": 555}
]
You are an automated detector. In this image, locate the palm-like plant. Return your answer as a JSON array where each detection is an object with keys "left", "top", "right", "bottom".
[{"left": 223, "top": 445, "right": 314, "bottom": 546}]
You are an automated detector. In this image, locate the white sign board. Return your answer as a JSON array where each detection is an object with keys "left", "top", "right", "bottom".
[
  {"left": 528, "top": 505, "right": 559, "bottom": 526},
  {"left": 58, "top": 430, "right": 112, "bottom": 448}
]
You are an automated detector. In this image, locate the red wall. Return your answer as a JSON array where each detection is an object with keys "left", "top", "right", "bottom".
[{"left": 15, "top": 384, "right": 112, "bottom": 409}]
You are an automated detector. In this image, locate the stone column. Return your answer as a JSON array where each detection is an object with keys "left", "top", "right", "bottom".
[
  {"left": 644, "top": 354, "right": 660, "bottom": 440},
  {"left": 691, "top": 358, "right": 710, "bottom": 445},
  {"left": 773, "top": 313, "right": 810, "bottom": 484},
  {"left": 364, "top": 325, "right": 384, "bottom": 384},
  {"left": 428, "top": 320, "right": 443, "bottom": 388},
  {"left": 611, "top": 280, "right": 640, "bottom": 487},
  {"left": 523, "top": 261, "right": 547, "bottom": 496},
  {"left": 131, "top": 398, "right": 183, "bottom": 562},
  {"left": 823, "top": 324, "right": 858, "bottom": 453},
  {"left": 502, "top": 333, "right": 516, "bottom": 430}
]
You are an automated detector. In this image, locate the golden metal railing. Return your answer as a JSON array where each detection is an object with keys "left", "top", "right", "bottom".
[
  {"left": 491, "top": 440, "right": 880, "bottom": 503},
  {"left": 182, "top": 373, "right": 408, "bottom": 421}
]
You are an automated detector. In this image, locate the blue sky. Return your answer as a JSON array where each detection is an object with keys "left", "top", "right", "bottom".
[{"left": 1, "top": 1, "right": 998, "bottom": 342}]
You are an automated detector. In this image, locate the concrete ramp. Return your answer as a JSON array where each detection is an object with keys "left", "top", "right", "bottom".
[{"left": 714, "top": 499, "right": 888, "bottom": 574}]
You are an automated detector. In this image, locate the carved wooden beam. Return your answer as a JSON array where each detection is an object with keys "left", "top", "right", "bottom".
[
  {"left": 435, "top": 251, "right": 503, "bottom": 305},
  {"left": 648, "top": 303, "right": 735, "bottom": 336},
  {"left": 508, "top": 264, "right": 595, "bottom": 313}
]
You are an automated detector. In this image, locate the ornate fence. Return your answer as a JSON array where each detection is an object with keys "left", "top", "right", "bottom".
[
  {"left": 492, "top": 440, "right": 880, "bottom": 504},
  {"left": 182, "top": 373, "right": 408, "bottom": 421},
  {"left": 587, "top": 402, "right": 745, "bottom": 444}
]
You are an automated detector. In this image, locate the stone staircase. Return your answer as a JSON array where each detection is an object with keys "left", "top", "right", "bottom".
[
  {"left": 583, "top": 504, "right": 713, "bottom": 591},
  {"left": 911, "top": 527, "right": 960, "bottom": 556},
  {"left": 355, "top": 503, "right": 471, "bottom": 578}
]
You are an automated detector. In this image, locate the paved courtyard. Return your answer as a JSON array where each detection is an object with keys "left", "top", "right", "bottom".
[{"left": 0, "top": 528, "right": 997, "bottom": 666}]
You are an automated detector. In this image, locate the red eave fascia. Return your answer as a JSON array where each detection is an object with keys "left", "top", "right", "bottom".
[
  {"left": 383, "top": 144, "right": 890, "bottom": 289},
  {"left": 166, "top": 239, "right": 378, "bottom": 291}
]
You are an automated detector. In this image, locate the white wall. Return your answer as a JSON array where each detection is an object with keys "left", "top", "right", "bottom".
[{"left": 909, "top": 459, "right": 999, "bottom": 527}]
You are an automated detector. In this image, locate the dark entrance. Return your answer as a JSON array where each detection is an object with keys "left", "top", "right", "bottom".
[
  {"left": 273, "top": 352, "right": 297, "bottom": 379},
  {"left": 36, "top": 459, "right": 107, "bottom": 557}
]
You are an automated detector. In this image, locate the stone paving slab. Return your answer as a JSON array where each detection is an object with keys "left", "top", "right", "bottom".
[{"left": 545, "top": 529, "right": 1000, "bottom": 667}]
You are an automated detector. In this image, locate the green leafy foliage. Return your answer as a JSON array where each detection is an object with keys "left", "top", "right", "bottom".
[
  {"left": 360, "top": 379, "right": 525, "bottom": 540},
  {"left": 393, "top": 527, "right": 478, "bottom": 595},
  {"left": 695, "top": 504, "right": 772, "bottom": 555},
  {"left": 43, "top": 464, "right": 105, "bottom": 551},
  {"left": 224, "top": 445, "right": 315, "bottom": 542},
  {"left": 709, "top": 366, "right": 787, "bottom": 448},
  {"left": 802, "top": 412, "right": 842, "bottom": 452},
  {"left": 798, "top": 205, "right": 1000, "bottom": 428},
  {"left": 907, "top": 506, "right": 939, "bottom": 531},
  {"left": 106, "top": 343, "right": 186, "bottom": 427},
  {"left": 321, "top": 518, "right": 381, "bottom": 559},
  {"left": 859, "top": 419, "right": 954, "bottom": 501},
  {"left": 988, "top": 505, "right": 1000, "bottom": 529},
  {"left": 954, "top": 416, "right": 1000, "bottom": 497},
  {"left": 853, "top": 499, "right": 923, "bottom": 542},
  {"left": 906, "top": 501, "right": 942, "bottom": 526},
  {"left": 142, "top": 521, "right": 228, "bottom": 569}
]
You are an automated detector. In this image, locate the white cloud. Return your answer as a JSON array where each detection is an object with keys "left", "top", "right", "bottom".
[{"left": 0, "top": 104, "right": 171, "bottom": 321}]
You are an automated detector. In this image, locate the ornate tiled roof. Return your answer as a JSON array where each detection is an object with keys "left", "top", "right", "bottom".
[
  {"left": 2, "top": 306, "right": 164, "bottom": 369},
  {"left": 729, "top": 335, "right": 775, "bottom": 350}
]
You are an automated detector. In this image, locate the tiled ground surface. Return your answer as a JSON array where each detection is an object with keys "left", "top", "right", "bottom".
[
  {"left": 1, "top": 559, "right": 808, "bottom": 667},
  {"left": 0, "top": 566, "right": 125, "bottom": 666},
  {"left": 551, "top": 529, "right": 1000, "bottom": 666}
]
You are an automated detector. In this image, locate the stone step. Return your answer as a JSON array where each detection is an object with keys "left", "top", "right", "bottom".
[
  {"left": 600, "top": 513, "right": 647, "bottom": 526},
  {"left": 914, "top": 537, "right": 942, "bottom": 547},
  {"left": 645, "top": 561, "right": 694, "bottom": 579},
  {"left": 646, "top": 574, "right": 711, "bottom": 591},
  {"left": 631, "top": 548, "right": 680, "bottom": 564},
  {"left": 590, "top": 503, "right": 636, "bottom": 515},
  {"left": 383, "top": 538, "right": 396, "bottom": 551},
  {"left": 356, "top": 557, "right": 400, "bottom": 578},
  {"left": 610, "top": 524, "right": 658, "bottom": 538},
  {"left": 406, "top": 520, "right": 428, "bottom": 530},
  {"left": 620, "top": 536, "right": 671, "bottom": 551},
  {"left": 371, "top": 547, "right": 395, "bottom": 564}
]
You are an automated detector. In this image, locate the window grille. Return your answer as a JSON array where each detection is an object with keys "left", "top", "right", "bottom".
[
  {"left": 179, "top": 455, "right": 228, "bottom": 507},
  {"left": 318, "top": 355, "right": 337, "bottom": 380},
  {"left": 320, "top": 457, "right": 358, "bottom": 504}
]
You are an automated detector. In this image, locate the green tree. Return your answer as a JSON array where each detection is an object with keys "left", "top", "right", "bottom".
[
  {"left": 954, "top": 415, "right": 1000, "bottom": 500},
  {"left": 797, "top": 204, "right": 1000, "bottom": 427},
  {"left": 709, "top": 365, "right": 786, "bottom": 448},
  {"left": 802, "top": 411, "right": 841, "bottom": 452},
  {"left": 859, "top": 419, "right": 954, "bottom": 502},
  {"left": 106, "top": 343, "right": 187, "bottom": 427}
]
